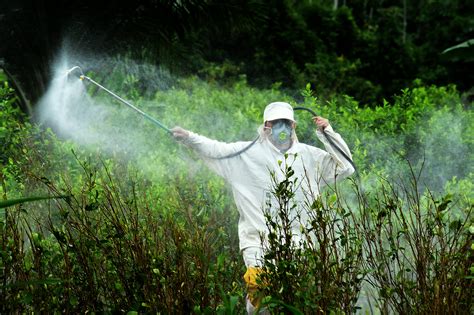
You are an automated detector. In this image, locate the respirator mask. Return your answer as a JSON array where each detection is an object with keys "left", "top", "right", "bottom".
[{"left": 269, "top": 119, "right": 293, "bottom": 149}]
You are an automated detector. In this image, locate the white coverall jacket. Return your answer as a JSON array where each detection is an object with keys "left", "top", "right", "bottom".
[{"left": 185, "top": 125, "right": 354, "bottom": 253}]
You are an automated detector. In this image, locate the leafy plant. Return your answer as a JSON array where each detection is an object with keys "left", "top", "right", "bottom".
[
  {"left": 357, "top": 165, "right": 473, "bottom": 314},
  {"left": 0, "top": 196, "right": 69, "bottom": 209},
  {"left": 258, "top": 155, "right": 364, "bottom": 313}
]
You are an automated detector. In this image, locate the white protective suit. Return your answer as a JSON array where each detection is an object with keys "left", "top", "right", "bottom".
[{"left": 184, "top": 124, "right": 355, "bottom": 256}]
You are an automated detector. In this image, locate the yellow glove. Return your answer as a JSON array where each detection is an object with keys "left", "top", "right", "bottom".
[{"left": 243, "top": 267, "right": 264, "bottom": 308}]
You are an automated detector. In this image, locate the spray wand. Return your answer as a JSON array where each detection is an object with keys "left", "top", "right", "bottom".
[
  {"left": 66, "top": 66, "right": 172, "bottom": 134},
  {"left": 66, "top": 65, "right": 257, "bottom": 160}
]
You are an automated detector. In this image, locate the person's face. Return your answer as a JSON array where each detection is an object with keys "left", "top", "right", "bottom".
[{"left": 264, "top": 119, "right": 296, "bottom": 151}]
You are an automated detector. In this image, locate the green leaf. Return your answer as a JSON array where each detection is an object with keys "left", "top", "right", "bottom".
[
  {"left": 442, "top": 39, "right": 474, "bottom": 62},
  {"left": 22, "top": 292, "right": 33, "bottom": 305},
  {"left": 0, "top": 195, "right": 69, "bottom": 209},
  {"left": 449, "top": 220, "right": 462, "bottom": 232},
  {"left": 70, "top": 296, "right": 79, "bottom": 306},
  {"left": 260, "top": 297, "right": 303, "bottom": 315},
  {"left": 229, "top": 295, "right": 238, "bottom": 311},
  {"left": 6, "top": 278, "right": 63, "bottom": 289}
]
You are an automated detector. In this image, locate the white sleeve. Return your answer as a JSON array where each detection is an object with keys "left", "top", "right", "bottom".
[
  {"left": 315, "top": 125, "right": 355, "bottom": 184},
  {"left": 184, "top": 131, "right": 250, "bottom": 179}
]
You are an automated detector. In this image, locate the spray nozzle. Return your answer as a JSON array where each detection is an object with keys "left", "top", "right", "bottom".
[{"left": 66, "top": 66, "right": 85, "bottom": 80}]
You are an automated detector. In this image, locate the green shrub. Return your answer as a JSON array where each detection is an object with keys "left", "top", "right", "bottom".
[
  {"left": 1, "top": 80, "right": 245, "bottom": 313},
  {"left": 357, "top": 169, "right": 473, "bottom": 314},
  {"left": 258, "top": 156, "right": 364, "bottom": 313}
]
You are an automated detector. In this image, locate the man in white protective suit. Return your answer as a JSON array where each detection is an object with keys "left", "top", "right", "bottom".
[{"left": 171, "top": 101, "right": 354, "bottom": 314}]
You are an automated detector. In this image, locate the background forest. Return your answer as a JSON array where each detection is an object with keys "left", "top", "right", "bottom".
[
  {"left": 0, "top": 0, "right": 473, "bottom": 314},
  {"left": 1, "top": 0, "right": 473, "bottom": 108}
]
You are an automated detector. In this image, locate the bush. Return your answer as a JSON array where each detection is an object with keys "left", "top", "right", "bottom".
[
  {"left": 254, "top": 157, "right": 472, "bottom": 314},
  {"left": 258, "top": 156, "right": 364, "bottom": 313},
  {"left": 357, "top": 168, "right": 473, "bottom": 314},
  {"left": 1, "top": 81, "right": 245, "bottom": 313}
]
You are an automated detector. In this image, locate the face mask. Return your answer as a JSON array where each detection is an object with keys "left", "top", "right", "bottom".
[{"left": 270, "top": 120, "right": 293, "bottom": 148}]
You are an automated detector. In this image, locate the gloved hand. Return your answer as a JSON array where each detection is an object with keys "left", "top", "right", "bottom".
[
  {"left": 312, "top": 116, "right": 329, "bottom": 131},
  {"left": 171, "top": 126, "right": 190, "bottom": 140}
]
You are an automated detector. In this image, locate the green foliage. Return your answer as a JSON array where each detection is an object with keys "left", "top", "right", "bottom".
[
  {"left": 0, "top": 195, "right": 68, "bottom": 209},
  {"left": 1, "top": 78, "right": 247, "bottom": 313},
  {"left": 1, "top": 81, "right": 29, "bottom": 199},
  {"left": 257, "top": 155, "right": 363, "bottom": 313},
  {"left": 1, "top": 70, "right": 472, "bottom": 313},
  {"left": 1, "top": 153, "right": 244, "bottom": 312},
  {"left": 442, "top": 39, "right": 474, "bottom": 62},
  {"left": 192, "top": 0, "right": 474, "bottom": 104},
  {"left": 357, "top": 169, "right": 473, "bottom": 314},
  {"left": 4, "top": 0, "right": 473, "bottom": 108},
  {"left": 299, "top": 83, "right": 473, "bottom": 193}
]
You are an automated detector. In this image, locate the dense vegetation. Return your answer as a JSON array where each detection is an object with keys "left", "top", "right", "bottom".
[
  {"left": 1, "top": 0, "right": 473, "bottom": 108},
  {"left": 1, "top": 60, "right": 472, "bottom": 313},
  {"left": 1, "top": 1, "right": 473, "bottom": 312}
]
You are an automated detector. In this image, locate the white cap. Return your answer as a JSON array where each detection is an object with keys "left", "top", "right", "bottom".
[{"left": 263, "top": 102, "right": 295, "bottom": 122}]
